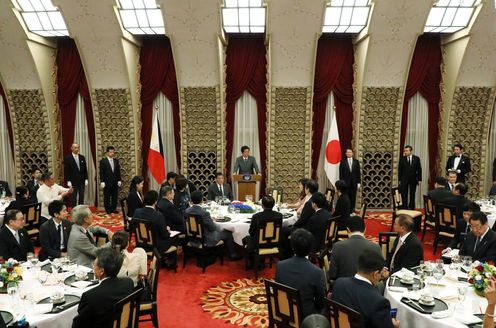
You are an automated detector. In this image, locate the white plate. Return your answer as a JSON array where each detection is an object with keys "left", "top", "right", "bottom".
[
  {"left": 419, "top": 299, "right": 435, "bottom": 306},
  {"left": 400, "top": 278, "right": 415, "bottom": 285}
]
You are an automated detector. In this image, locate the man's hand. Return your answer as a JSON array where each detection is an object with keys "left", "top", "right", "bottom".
[
  {"left": 357, "top": 183, "right": 361, "bottom": 189},
  {"left": 67, "top": 181, "right": 72, "bottom": 188},
  {"left": 441, "top": 247, "right": 452, "bottom": 255},
  {"left": 100, "top": 182, "right": 105, "bottom": 189},
  {"left": 392, "top": 318, "right": 400, "bottom": 328},
  {"left": 85, "top": 180, "right": 88, "bottom": 186},
  {"left": 117, "top": 181, "right": 122, "bottom": 187},
  {"left": 107, "top": 230, "right": 114, "bottom": 240},
  {"left": 456, "top": 169, "right": 461, "bottom": 174}
]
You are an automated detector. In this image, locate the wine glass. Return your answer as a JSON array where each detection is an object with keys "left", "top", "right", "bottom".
[
  {"left": 457, "top": 283, "right": 468, "bottom": 304},
  {"left": 433, "top": 268, "right": 444, "bottom": 286},
  {"left": 462, "top": 256, "right": 472, "bottom": 273},
  {"left": 7, "top": 282, "right": 18, "bottom": 304},
  {"left": 436, "top": 259, "right": 444, "bottom": 271},
  {"left": 26, "top": 252, "right": 34, "bottom": 266}
]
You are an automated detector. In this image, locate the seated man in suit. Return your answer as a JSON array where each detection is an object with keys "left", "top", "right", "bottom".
[
  {"left": 387, "top": 215, "right": 423, "bottom": 273},
  {"left": 134, "top": 190, "right": 175, "bottom": 255},
  {"left": 276, "top": 229, "right": 325, "bottom": 320},
  {"left": 157, "top": 186, "right": 185, "bottom": 232},
  {"left": 460, "top": 211, "right": 496, "bottom": 263},
  {"left": 39, "top": 200, "right": 73, "bottom": 261},
  {"left": 67, "top": 205, "right": 113, "bottom": 267},
  {"left": 207, "top": 172, "right": 233, "bottom": 201},
  {"left": 443, "top": 201, "right": 480, "bottom": 253},
  {"left": 442, "top": 183, "right": 468, "bottom": 221},
  {"left": 332, "top": 250, "right": 399, "bottom": 328},
  {"left": 72, "top": 248, "right": 134, "bottom": 328},
  {"left": 185, "top": 190, "right": 240, "bottom": 260},
  {"left": 305, "top": 192, "right": 330, "bottom": 253},
  {"left": 332, "top": 180, "right": 351, "bottom": 231},
  {"left": 233, "top": 145, "right": 260, "bottom": 175},
  {"left": 158, "top": 171, "right": 177, "bottom": 198},
  {"left": 5, "top": 186, "right": 33, "bottom": 212},
  {"left": 330, "top": 216, "right": 382, "bottom": 280},
  {"left": 427, "top": 176, "right": 452, "bottom": 205},
  {"left": 0, "top": 209, "right": 34, "bottom": 261},
  {"left": 0, "top": 180, "right": 12, "bottom": 197},
  {"left": 445, "top": 171, "right": 458, "bottom": 192},
  {"left": 243, "top": 195, "right": 282, "bottom": 265}
]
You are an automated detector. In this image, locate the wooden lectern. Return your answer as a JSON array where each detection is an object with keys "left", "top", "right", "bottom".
[{"left": 232, "top": 174, "right": 261, "bottom": 202}]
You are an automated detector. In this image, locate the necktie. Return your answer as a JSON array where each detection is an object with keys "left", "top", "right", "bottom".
[
  {"left": 219, "top": 185, "right": 224, "bottom": 197},
  {"left": 57, "top": 224, "right": 63, "bottom": 249},
  {"left": 75, "top": 155, "right": 80, "bottom": 170},
  {"left": 86, "top": 231, "right": 95, "bottom": 245},
  {"left": 349, "top": 159, "right": 352, "bottom": 171},
  {"left": 109, "top": 159, "right": 114, "bottom": 172},
  {"left": 474, "top": 236, "right": 481, "bottom": 252},
  {"left": 14, "top": 232, "right": 20, "bottom": 244},
  {"left": 390, "top": 239, "right": 403, "bottom": 270},
  {"left": 408, "top": 157, "right": 411, "bottom": 165}
]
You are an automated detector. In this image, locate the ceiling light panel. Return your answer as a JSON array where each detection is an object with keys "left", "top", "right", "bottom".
[
  {"left": 322, "top": 0, "right": 371, "bottom": 34},
  {"left": 116, "top": 0, "right": 165, "bottom": 35},
  {"left": 12, "top": 0, "right": 69, "bottom": 37},
  {"left": 221, "top": 0, "right": 266, "bottom": 34},
  {"left": 424, "top": 0, "right": 478, "bottom": 33}
]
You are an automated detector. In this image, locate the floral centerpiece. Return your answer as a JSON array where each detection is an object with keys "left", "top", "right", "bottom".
[
  {"left": 468, "top": 261, "right": 496, "bottom": 297},
  {"left": 230, "top": 202, "right": 256, "bottom": 214},
  {"left": 0, "top": 258, "right": 23, "bottom": 292}
]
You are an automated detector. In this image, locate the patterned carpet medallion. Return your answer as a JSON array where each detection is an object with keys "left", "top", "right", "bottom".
[{"left": 201, "top": 278, "right": 269, "bottom": 328}]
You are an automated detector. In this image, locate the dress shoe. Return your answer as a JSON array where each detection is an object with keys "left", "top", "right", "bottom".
[{"left": 228, "top": 255, "right": 242, "bottom": 261}]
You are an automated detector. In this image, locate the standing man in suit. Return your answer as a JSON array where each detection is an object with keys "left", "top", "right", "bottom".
[
  {"left": 330, "top": 216, "right": 382, "bottom": 280},
  {"left": 207, "top": 172, "right": 233, "bottom": 201},
  {"left": 339, "top": 148, "right": 361, "bottom": 211},
  {"left": 99, "top": 146, "right": 122, "bottom": 214},
  {"left": 446, "top": 143, "right": 471, "bottom": 183},
  {"left": 26, "top": 167, "right": 42, "bottom": 202},
  {"left": 398, "top": 145, "right": 422, "bottom": 210},
  {"left": 0, "top": 210, "right": 34, "bottom": 261},
  {"left": 387, "top": 215, "right": 423, "bottom": 273},
  {"left": 460, "top": 212, "right": 496, "bottom": 263},
  {"left": 305, "top": 192, "right": 330, "bottom": 252},
  {"left": 157, "top": 186, "right": 185, "bottom": 232},
  {"left": 276, "top": 229, "right": 326, "bottom": 320},
  {"left": 39, "top": 200, "right": 73, "bottom": 261},
  {"left": 233, "top": 145, "right": 260, "bottom": 175},
  {"left": 427, "top": 176, "right": 452, "bottom": 205},
  {"left": 72, "top": 248, "right": 134, "bottom": 328},
  {"left": 64, "top": 143, "right": 88, "bottom": 207},
  {"left": 332, "top": 250, "right": 399, "bottom": 328}
]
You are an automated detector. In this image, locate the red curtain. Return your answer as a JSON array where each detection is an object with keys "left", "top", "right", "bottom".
[
  {"left": 56, "top": 38, "right": 96, "bottom": 170},
  {"left": 139, "top": 36, "right": 180, "bottom": 188},
  {"left": 400, "top": 34, "right": 441, "bottom": 188},
  {"left": 225, "top": 34, "right": 267, "bottom": 195},
  {"left": 311, "top": 34, "right": 355, "bottom": 179},
  {"left": 0, "top": 83, "right": 14, "bottom": 157}
]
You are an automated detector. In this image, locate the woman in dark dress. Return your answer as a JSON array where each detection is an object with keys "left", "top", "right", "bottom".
[
  {"left": 173, "top": 176, "right": 191, "bottom": 216},
  {"left": 5, "top": 186, "right": 33, "bottom": 212},
  {"left": 127, "top": 176, "right": 144, "bottom": 217}
]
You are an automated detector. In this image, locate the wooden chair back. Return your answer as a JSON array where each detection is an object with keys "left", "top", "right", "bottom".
[
  {"left": 423, "top": 195, "right": 435, "bottom": 221},
  {"left": 22, "top": 202, "right": 42, "bottom": 230},
  {"left": 318, "top": 249, "right": 332, "bottom": 292},
  {"left": 147, "top": 250, "right": 161, "bottom": 302},
  {"left": 94, "top": 232, "right": 109, "bottom": 247},
  {"left": 359, "top": 202, "right": 367, "bottom": 221},
  {"left": 391, "top": 187, "right": 402, "bottom": 211},
  {"left": 132, "top": 218, "right": 155, "bottom": 253},
  {"left": 325, "top": 188, "right": 336, "bottom": 211},
  {"left": 113, "top": 288, "right": 143, "bottom": 328},
  {"left": 256, "top": 218, "right": 282, "bottom": 249},
  {"left": 378, "top": 232, "right": 399, "bottom": 260},
  {"left": 264, "top": 279, "right": 302, "bottom": 328},
  {"left": 325, "top": 297, "right": 364, "bottom": 328},
  {"left": 185, "top": 214, "right": 206, "bottom": 245},
  {"left": 325, "top": 218, "right": 338, "bottom": 247},
  {"left": 435, "top": 203, "right": 458, "bottom": 231},
  {"left": 120, "top": 198, "right": 130, "bottom": 231}
]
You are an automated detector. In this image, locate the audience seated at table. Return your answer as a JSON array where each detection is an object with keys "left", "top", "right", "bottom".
[
  {"left": 275, "top": 229, "right": 325, "bottom": 320},
  {"left": 242, "top": 195, "right": 282, "bottom": 266},
  {"left": 442, "top": 182, "right": 469, "bottom": 220},
  {"left": 442, "top": 201, "right": 480, "bottom": 253},
  {"left": 37, "top": 171, "right": 72, "bottom": 223},
  {"left": 72, "top": 247, "right": 134, "bottom": 328},
  {"left": 111, "top": 230, "right": 147, "bottom": 287},
  {"left": 387, "top": 215, "right": 423, "bottom": 273},
  {"left": 332, "top": 180, "right": 351, "bottom": 230},
  {"left": 157, "top": 186, "right": 186, "bottom": 232},
  {"left": 329, "top": 216, "right": 382, "bottom": 280},
  {"left": 445, "top": 170, "right": 458, "bottom": 192},
  {"left": 460, "top": 211, "right": 496, "bottom": 263},
  {"left": 287, "top": 178, "right": 309, "bottom": 210},
  {"left": 126, "top": 176, "right": 144, "bottom": 218},
  {"left": 305, "top": 192, "right": 330, "bottom": 253},
  {"left": 332, "top": 250, "right": 399, "bottom": 328},
  {"left": 174, "top": 176, "right": 191, "bottom": 216},
  {"left": 427, "top": 176, "right": 452, "bottom": 205},
  {"left": 295, "top": 179, "right": 315, "bottom": 218},
  {"left": 4, "top": 186, "right": 33, "bottom": 212},
  {"left": 67, "top": 205, "right": 113, "bottom": 267},
  {"left": 0, "top": 180, "right": 12, "bottom": 197},
  {"left": 0, "top": 209, "right": 34, "bottom": 261},
  {"left": 134, "top": 190, "right": 175, "bottom": 255},
  {"left": 158, "top": 171, "right": 177, "bottom": 198},
  {"left": 39, "top": 200, "right": 73, "bottom": 261},
  {"left": 207, "top": 172, "right": 233, "bottom": 201},
  {"left": 185, "top": 190, "right": 240, "bottom": 260}
]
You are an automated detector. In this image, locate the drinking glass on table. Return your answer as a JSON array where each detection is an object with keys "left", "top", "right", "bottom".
[
  {"left": 436, "top": 259, "right": 444, "bottom": 271},
  {"left": 26, "top": 252, "right": 34, "bottom": 265},
  {"left": 7, "top": 282, "right": 18, "bottom": 304},
  {"left": 433, "top": 268, "right": 444, "bottom": 285},
  {"left": 457, "top": 283, "right": 468, "bottom": 303},
  {"left": 462, "top": 256, "right": 472, "bottom": 272}
]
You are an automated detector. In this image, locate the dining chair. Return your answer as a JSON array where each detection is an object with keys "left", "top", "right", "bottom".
[
  {"left": 264, "top": 279, "right": 303, "bottom": 328},
  {"left": 390, "top": 187, "right": 423, "bottom": 231},
  {"left": 246, "top": 217, "right": 282, "bottom": 279},
  {"left": 113, "top": 287, "right": 143, "bottom": 328},
  {"left": 325, "top": 297, "right": 364, "bottom": 328}
]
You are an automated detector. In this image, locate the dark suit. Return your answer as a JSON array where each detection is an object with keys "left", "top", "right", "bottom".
[
  {"left": 427, "top": 187, "right": 452, "bottom": 205},
  {"left": 293, "top": 199, "right": 315, "bottom": 229},
  {"left": 398, "top": 155, "right": 422, "bottom": 209},
  {"left": 4, "top": 198, "right": 33, "bottom": 212},
  {"left": 0, "top": 226, "right": 34, "bottom": 261},
  {"left": 133, "top": 206, "right": 172, "bottom": 254},
  {"left": 99, "top": 157, "right": 121, "bottom": 214},
  {"left": 440, "top": 194, "right": 467, "bottom": 221},
  {"left": 460, "top": 229, "right": 496, "bottom": 263},
  {"left": 446, "top": 154, "right": 471, "bottom": 183},
  {"left": 332, "top": 277, "right": 395, "bottom": 328},
  {"left": 64, "top": 153, "right": 88, "bottom": 206},
  {"left": 39, "top": 218, "right": 73, "bottom": 261},
  {"left": 329, "top": 235, "right": 382, "bottom": 280},
  {"left": 275, "top": 256, "right": 326, "bottom": 319},
  {"left": 185, "top": 205, "right": 237, "bottom": 257},
  {"left": 305, "top": 209, "right": 330, "bottom": 252},
  {"left": 233, "top": 155, "right": 260, "bottom": 174},
  {"left": 386, "top": 232, "right": 423, "bottom": 273},
  {"left": 26, "top": 179, "right": 40, "bottom": 202},
  {"left": 339, "top": 158, "right": 361, "bottom": 211},
  {"left": 72, "top": 277, "right": 134, "bottom": 328},
  {"left": 333, "top": 194, "right": 351, "bottom": 231},
  {"left": 493, "top": 158, "right": 496, "bottom": 182},
  {"left": 157, "top": 198, "right": 185, "bottom": 232},
  {"left": 449, "top": 219, "right": 470, "bottom": 249},
  {"left": 0, "top": 181, "right": 12, "bottom": 197},
  {"left": 126, "top": 190, "right": 143, "bottom": 217},
  {"left": 244, "top": 209, "right": 283, "bottom": 253},
  {"left": 207, "top": 183, "right": 233, "bottom": 201}
]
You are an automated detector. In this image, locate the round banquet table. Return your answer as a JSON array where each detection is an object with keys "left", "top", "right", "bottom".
[
  {"left": 0, "top": 262, "right": 95, "bottom": 328},
  {"left": 0, "top": 197, "right": 13, "bottom": 226},
  {"left": 385, "top": 265, "right": 491, "bottom": 328},
  {"left": 477, "top": 201, "right": 496, "bottom": 228},
  {"left": 208, "top": 204, "right": 297, "bottom": 245}
]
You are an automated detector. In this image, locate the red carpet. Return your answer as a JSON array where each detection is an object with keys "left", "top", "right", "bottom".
[{"left": 151, "top": 211, "right": 442, "bottom": 328}]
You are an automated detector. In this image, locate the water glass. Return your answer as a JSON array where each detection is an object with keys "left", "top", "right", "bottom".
[
  {"left": 436, "top": 259, "right": 444, "bottom": 271},
  {"left": 412, "top": 282, "right": 420, "bottom": 291},
  {"left": 457, "top": 283, "right": 468, "bottom": 303},
  {"left": 433, "top": 268, "right": 444, "bottom": 284},
  {"left": 7, "top": 282, "right": 18, "bottom": 304},
  {"left": 462, "top": 256, "right": 472, "bottom": 272}
]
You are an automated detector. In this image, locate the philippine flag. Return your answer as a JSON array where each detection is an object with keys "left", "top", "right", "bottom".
[
  {"left": 324, "top": 114, "right": 341, "bottom": 184},
  {"left": 148, "top": 110, "right": 165, "bottom": 184}
]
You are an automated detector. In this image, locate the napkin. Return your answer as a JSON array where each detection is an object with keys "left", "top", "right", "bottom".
[
  {"left": 425, "top": 277, "right": 448, "bottom": 286},
  {"left": 33, "top": 303, "right": 53, "bottom": 315},
  {"left": 388, "top": 286, "right": 408, "bottom": 293},
  {"left": 403, "top": 291, "right": 420, "bottom": 300},
  {"left": 438, "top": 289, "right": 458, "bottom": 300},
  {"left": 71, "top": 281, "right": 94, "bottom": 289},
  {"left": 454, "top": 313, "right": 483, "bottom": 325},
  {"left": 38, "top": 259, "right": 51, "bottom": 267},
  {"left": 431, "top": 310, "right": 451, "bottom": 319},
  {"left": 443, "top": 249, "right": 460, "bottom": 258},
  {"left": 393, "top": 268, "right": 416, "bottom": 279}
]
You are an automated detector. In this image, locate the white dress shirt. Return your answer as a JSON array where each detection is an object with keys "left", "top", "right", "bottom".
[{"left": 37, "top": 183, "right": 69, "bottom": 218}]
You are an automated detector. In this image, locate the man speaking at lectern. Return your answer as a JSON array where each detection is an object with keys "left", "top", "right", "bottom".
[{"left": 234, "top": 146, "right": 260, "bottom": 175}]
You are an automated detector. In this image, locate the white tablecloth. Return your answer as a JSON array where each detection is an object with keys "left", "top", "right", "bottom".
[
  {"left": 0, "top": 198, "right": 13, "bottom": 226},
  {"left": 385, "top": 266, "right": 490, "bottom": 328},
  {"left": 0, "top": 264, "right": 95, "bottom": 328},
  {"left": 211, "top": 205, "right": 297, "bottom": 245},
  {"left": 479, "top": 203, "right": 496, "bottom": 228}
]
